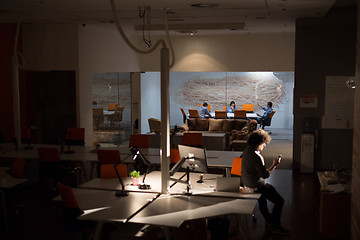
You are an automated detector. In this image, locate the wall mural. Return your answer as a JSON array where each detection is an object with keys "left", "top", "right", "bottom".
[{"left": 171, "top": 72, "right": 287, "bottom": 112}]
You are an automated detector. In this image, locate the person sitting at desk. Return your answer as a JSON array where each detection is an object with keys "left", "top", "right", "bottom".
[
  {"left": 225, "top": 101, "right": 237, "bottom": 113},
  {"left": 241, "top": 129, "right": 289, "bottom": 234},
  {"left": 198, "top": 102, "right": 211, "bottom": 118},
  {"left": 256, "top": 102, "right": 273, "bottom": 126}
]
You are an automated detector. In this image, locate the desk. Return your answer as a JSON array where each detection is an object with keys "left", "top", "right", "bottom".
[
  {"left": 79, "top": 171, "right": 260, "bottom": 199},
  {"left": 0, "top": 167, "right": 28, "bottom": 231},
  {"left": 65, "top": 172, "right": 259, "bottom": 240},
  {"left": 188, "top": 112, "right": 257, "bottom": 119}
]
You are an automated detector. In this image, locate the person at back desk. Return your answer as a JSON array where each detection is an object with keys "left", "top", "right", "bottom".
[
  {"left": 225, "top": 101, "right": 237, "bottom": 113},
  {"left": 198, "top": 102, "right": 211, "bottom": 118},
  {"left": 241, "top": 129, "right": 289, "bottom": 234},
  {"left": 256, "top": 102, "right": 273, "bottom": 126}
]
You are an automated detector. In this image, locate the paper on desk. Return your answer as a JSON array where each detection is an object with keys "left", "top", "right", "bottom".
[{"left": 327, "top": 184, "right": 345, "bottom": 193}]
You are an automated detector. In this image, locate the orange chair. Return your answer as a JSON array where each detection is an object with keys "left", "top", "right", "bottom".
[
  {"left": 182, "top": 132, "right": 203, "bottom": 148},
  {"left": 234, "top": 109, "right": 247, "bottom": 119},
  {"left": 170, "top": 148, "right": 181, "bottom": 164},
  {"left": 180, "top": 107, "right": 187, "bottom": 123},
  {"left": 108, "top": 103, "right": 120, "bottom": 111},
  {"left": 65, "top": 128, "right": 85, "bottom": 146},
  {"left": 129, "top": 134, "right": 149, "bottom": 148},
  {"left": 188, "top": 109, "right": 200, "bottom": 118},
  {"left": 223, "top": 106, "right": 227, "bottom": 111},
  {"left": 260, "top": 111, "right": 276, "bottom": 131},
  {"left": 215, "top": 110, "right": 227, "bottom": 119},
  {"left": 231, "top": 157, "right": 242, "bottom": 176},
  {"left": 242, "top": 104, "right": 254, "bottom": 113},
  {"left": 11, "top": 158, "right": 26, "bottom": 178},
  {"left": 100, "top": 164, "right": 127, "bottom": 178},
  {"left": 57, "top": 182, "right": 80, "bottom": 209},
  {"left": 199, "top": 104, "right": 211, "bottom": 112}
]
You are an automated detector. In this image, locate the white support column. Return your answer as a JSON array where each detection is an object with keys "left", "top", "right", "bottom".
[
  {"left": 12, "top": 56, "right": 21, "bottom": 150},
  {"left": 160, "top": 47, "right": 170, "bottom": 193}
]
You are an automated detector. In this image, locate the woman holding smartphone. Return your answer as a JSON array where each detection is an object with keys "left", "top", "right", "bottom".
[{"left": 241, "top": 129, "right": 289, "bottom": 235}]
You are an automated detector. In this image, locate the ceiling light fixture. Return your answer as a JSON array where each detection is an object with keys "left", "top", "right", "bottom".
[{"left": 191, "top": 3, "right": 218, "bottom": 8}]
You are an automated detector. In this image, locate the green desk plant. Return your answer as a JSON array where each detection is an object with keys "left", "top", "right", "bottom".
[{"left": 129, "top": 170, "right": 140, "bottom": 186}]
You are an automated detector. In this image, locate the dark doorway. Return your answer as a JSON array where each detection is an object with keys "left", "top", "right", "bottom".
[{"left": 22, "top": 71, "right": 76, "bottom": 144}]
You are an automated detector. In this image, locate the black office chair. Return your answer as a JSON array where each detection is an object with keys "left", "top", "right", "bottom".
[{"left": 260, "top": 111, "right": 276, "bottom": 133}]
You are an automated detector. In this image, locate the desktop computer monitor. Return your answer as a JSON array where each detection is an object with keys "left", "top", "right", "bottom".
[{"left": 170, "top": 145, "right": 208, "bottom": 176}]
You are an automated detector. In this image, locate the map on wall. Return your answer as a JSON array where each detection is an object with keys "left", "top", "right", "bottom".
[
  {"left": 322, "top": 76, "right": 355, "bottom": 129},
  {"left": 171, "top": 72, "right": 287, "bottom": 111}
]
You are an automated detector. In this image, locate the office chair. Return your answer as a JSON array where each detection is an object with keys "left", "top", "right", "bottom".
[
  {"left": 108, "top": 103, "right": 120, "bottom": 111},
  {"left": 65, "top": 128, "right": 85, "bottom": 146},
  {"left": 129, "top": 134, "right": 149, "bottom": 148},
  {"left": 180, "top": 107, "right": 187, "bottom": 123},
  {"left": 188, "top": 109, "right": 200, "bottom": 118},
  {"left": 215, "top": 110, "right": 227, "bottom": 119},
  {"left": 10, "top": 158, "right": 26, "bottom": 178},
  {"left": 260, "top": 111, "right": 276, "bottom": 133},
  {"left": 234, "top": 109, "right": 247, "bottom": 119},
  {"left": 99, "top": 164, "right": 127, "bottom": 178},
  {"left": 231, "top": 157, "right": 242, "bottom": 177},
  {"left": 93, "top": 107, "right": 104, "bottom": 130},
  {"left": 242, "top": 104, "right": 254, "bottom": 113},
  {"left": 199, "top": 104, "right": 211, "bottom": 112},
  {"left": 56, "top": 182, "right": 94, "bottom": 235}
]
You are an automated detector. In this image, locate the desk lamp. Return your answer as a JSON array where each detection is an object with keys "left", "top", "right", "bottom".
[
  {"left": 130, "top": 147, "right": 151, "bottom": 189},
  {"left": 112, "top": 163, "right": 129, "bottom": 196}
]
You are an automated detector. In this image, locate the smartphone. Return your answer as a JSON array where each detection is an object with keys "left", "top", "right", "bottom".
[{"left": 275, "top": 155, "right": 282, "bottom": 165}]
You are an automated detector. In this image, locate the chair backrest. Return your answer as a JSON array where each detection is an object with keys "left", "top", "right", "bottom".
[
  {"left": 200, "top": 104, "right": 211, "bottom": 111},
  {"left": 11, "top": 158, "right": 26, "bottom": 178},
  {"left": 180, "top": 107, "right": 186, "bottom": 117},
  {"left": 148, "top": 118, "right": 161, "bottom": 134},
  {"left": 188, "top": 109, "right": 200, "bottom": 118},
  {"left": 234, "top": 109, "right": 247, "bottom": 118},
  {"left": 215, "top": 110, "right": 227, "bottom": 119},
  {"left": 269, "top": 111, "right": 276, "bottom": 119},
  {"left": 97, "top": 149, "right": 121, "bottom": 164},
  {"left": 129, "top": 134, "right": 149, "bottom": 148},
  {"left": 57, "top": 182, "right": 80, "bottom": 209},
  {"left": 223, "top": 106, "right": 227, "bottom": 111},
  {"left": 100, "top": 164, "right": 127, "bottom": 178},
  {"left": 263, "top": 111, "right": 276, "bottom": 127},
  {"left": 231, "top": 157, "right": 242, "bottom": 176},
  {"left": 170, "top": 148, "right": 180, "bottom": 164},
  {"left": 180, "top": 107, "right": 187, "bottom": 123},
  {"left": 182, "top": 132, "right": 203, "bottom": 147},
  {"left": 242, "top": 104, "right": 254, "bottom": 112},
  {"left": 65, "top": 128, "right": 85, "bottom": 146},
  {"left": 38, "top": 148, "right": 61, "bottom": 162},
  {"left": 93, "top": 108, "right": 104, "bottom": 117},
  {"left": 108, "top": 103, "right": 120, "bottom": 111}
]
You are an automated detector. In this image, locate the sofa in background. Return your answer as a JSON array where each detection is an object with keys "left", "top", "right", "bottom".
[{"left": 178, "top": 118, "right": 257, "bottom": 150}]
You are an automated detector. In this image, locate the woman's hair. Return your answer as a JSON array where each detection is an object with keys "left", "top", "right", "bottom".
[
  {"left": 247, "top": 129, "right": 271, "bottom": 148},
  {"left": 203, "top": 102, "right": 208, "bottom": 107},
  {"left": 230, "top": 101, "right": 236, "bottom": 107}
]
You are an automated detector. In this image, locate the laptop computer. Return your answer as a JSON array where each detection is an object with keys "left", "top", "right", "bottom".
[{"left": 215, "top": 177, "right": 241, "bottom": 192}]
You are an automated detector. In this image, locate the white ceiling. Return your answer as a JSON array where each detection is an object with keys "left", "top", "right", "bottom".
[{"left": 0, "top": 0, "right": 355, "bottom": 35}]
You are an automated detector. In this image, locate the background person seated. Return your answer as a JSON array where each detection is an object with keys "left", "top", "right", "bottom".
[
  {"left": 225, "top": 101, "right": 237, "bottom": 113},
  {"left": 198, "top": 102, "right": 211, "bottom": 118},
  {"left": 256, "top": 102, "right": 273, "bottom": 126}
]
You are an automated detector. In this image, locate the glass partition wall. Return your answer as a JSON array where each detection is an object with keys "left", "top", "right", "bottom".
[{"left": 92, "top": 72, "right": 132, "bottom": 146}]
